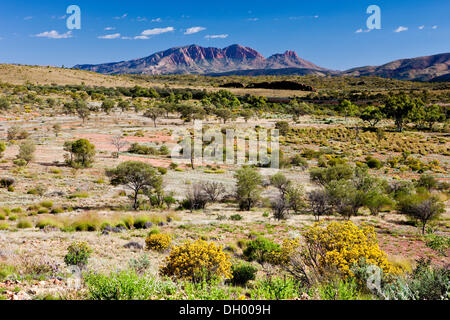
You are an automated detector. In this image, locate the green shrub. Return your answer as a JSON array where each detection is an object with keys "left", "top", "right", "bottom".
[
  {"left": 64, "top": 242, "right": 92, "bottom": 269},
  {"left": 408, "top": 258, "right": 450, "bottom": 300},
  {"left": 318, "top": 278, "right": 359, "bottom": 300},
  {"left": 243, "top": 237, "right": 280, "bottom": 264},
  {"left": 0, "top": 222, "right": 9, "bottom": 230},
  {"left": 231, "top": 263, "right": 258, "bottom": 286},
  {"left": 425, "top": 234, "right": 450, "bottom": 256},
  {"left": 230, "top": 214, "right": 243, "bottom": 221},
  {"left": 365, "top": 156, "right": 383, "bottom": 169},
  {"left": 250, "top": 277, "right": 302, "bottom": 300},
  {"left": 84, "top": 269, "right": 177, "bottom": 300},
  {"left": 416, "top": 175, "right": 438, "bottom": 191},
  {"left": 157, "top": 167, "right": 168, "bottom": 175}
]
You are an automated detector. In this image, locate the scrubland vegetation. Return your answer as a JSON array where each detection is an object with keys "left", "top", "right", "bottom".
[{"left": 0, "top": 72, "right": 449, "bottom": 300}]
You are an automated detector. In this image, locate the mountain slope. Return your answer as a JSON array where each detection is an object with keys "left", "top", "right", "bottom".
[
  {"left": 74, "top": 44, "right": 327, "bottom": 75},
  {"left": 341, "top": 53, "right": 450, "bottom": 81}
]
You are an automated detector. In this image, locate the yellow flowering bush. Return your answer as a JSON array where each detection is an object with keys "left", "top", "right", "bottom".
[
  {"left": 159, "top": 240, "right": 232, "bottom": 283},
  {"left": 145, "top": 234, "right": 172, "bottom": 252},
  {"left": 267, "top": 239, "right": 301, "bottom": 265},
  {"left": 303, "top": 221, "right": 401, "bottom": 277}
]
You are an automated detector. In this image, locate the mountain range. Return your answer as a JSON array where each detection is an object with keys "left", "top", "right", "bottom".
[{"left": 74, "top": 44, "right": 450, "bottom": 82}]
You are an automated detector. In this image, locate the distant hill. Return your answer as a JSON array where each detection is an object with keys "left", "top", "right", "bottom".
[
  {"left": 74, "top": 46, "right": 449, "bottom": 82},
  {"left": 341, "top": 53, "right": 450, "bottom": 81},
  {"left": 74, "top": 44, "right": 328, "bottom": 75},
  {"left": 429, "top": 73, "right": 450, "bottom": 82}
]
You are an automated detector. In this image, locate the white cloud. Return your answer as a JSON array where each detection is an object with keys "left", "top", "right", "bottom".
[
  {"left": 134, "top": 35, "right": 150, "bottom": 40},
  {"left": 137, "top": 17, "right": 147, "bottom": 22},
  {"left": 432, "top": 25, "right": 438, "bottom": 29},
  {"left": 34, "top": 30, "right": 72, "bottom": 39},
  {"left": 247, "top": 18, "right": 259, "bottom": 21},
  {"left": 98, "top": 33, "right": 121, "bottom": 39},
  {"left": 314, "top": 15, "right": 319, "bottom": 19},
  {"left": 205, "top": 34, "right": 229, "bottom": 39},
  {"left": 184, "top": 26, "right": 206, "bottom": 35},
  {"left": 105, "top": 27, "right": 115, "bottom": 31},
  {"left": 24, "top": 16, "right": 33, "bottom": 21},
  {"left": 355, "top": 28, "right": 372, "bottom": 34},
  {"left": 394, "top": 26, "right": 408, "bottom": 33},
  {"left": 141, "top": 27, "right": 175, "bottom": 36},
  {"left": 152, "top": 18, "right": 162, "bottom": 22},
  {"left": 114, "top": 14, "right": 127, "bottom": 20},
  {"left": 418, "top": 25, "right": 425, "bottom": 30}
]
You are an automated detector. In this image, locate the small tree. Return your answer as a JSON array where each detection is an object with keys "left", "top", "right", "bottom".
[
  {"left": 270, "top": 173, "right": 291, "bottom": 197},
  {"left": 183, "top": 183, "right": 209, "bottom": 212},
  {"left": 74, "top": 100, "right": 91, "bottom": 124},
  {"left": 308, "top": 189, "right": 332, "bottom": 221},
  {"left": 338, "top": 99, "right": 359, "bottom": 120},
  {"left": 200, "top": 181, "right": 226, "bottom": 203},
  {"left": 384, "top": 94, "right": 419, "bottom": 132},
  {"left": 364, "top": 191, "right": 392, "bottom": 216},
  {"left": 286, "top": 185, "right": 305, "bottom": 215},
  {"left": 235, "top": 167, "right": 262, "bottom": 211},
  {"left": 17, "top": 140, "right": 36, "bottom": 165},
  {"left": 271, "top": 196, "right": 290, "bottom": 220},
  {"left": 101, "top": 99, "right": 116, "bottom": 114},
  {"left": 270, "top": 173, "right": 304, "bottom": 219},
  {"left": 360, "top": 105, "right": 384, "bottom": 128},
  {"left": 106, "top": 161, "right": 162, "bottom": 210},
  {"left": 240, "top": 109, "right": 254, "bottom": 123},
  {"left": 289, "top": 101, "right": 313, "bottom": 121},
  {"left": 424, "top": 104, "right": 445, "bottom": 131},
  {"left": 144, "top": 107, "right": 165, "bottom": 127},
  {"left": 275, "top": 121, "right": 290, "bottom": 136},
  {"left": 64, "top": 139, "right": 96, "bottom": 168},
  {"left": 214, "top": 108, "right": 233, "bottom": 124},
  {"left": 118, "top": 99, "right": 130, "bottom": 113},
  {"left": 110, "top": 135, "right": 129, "bottom": 158},
  {"left": 397, "top": 194, "right": 444, "bottom": 234},
  {"left": 326, "top": 180, "right": 366, "bottom": 220}
]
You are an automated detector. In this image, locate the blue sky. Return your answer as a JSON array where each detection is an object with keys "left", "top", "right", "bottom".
[{"left": 0, "top": 0, "right": 448, "bottom": 70}]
